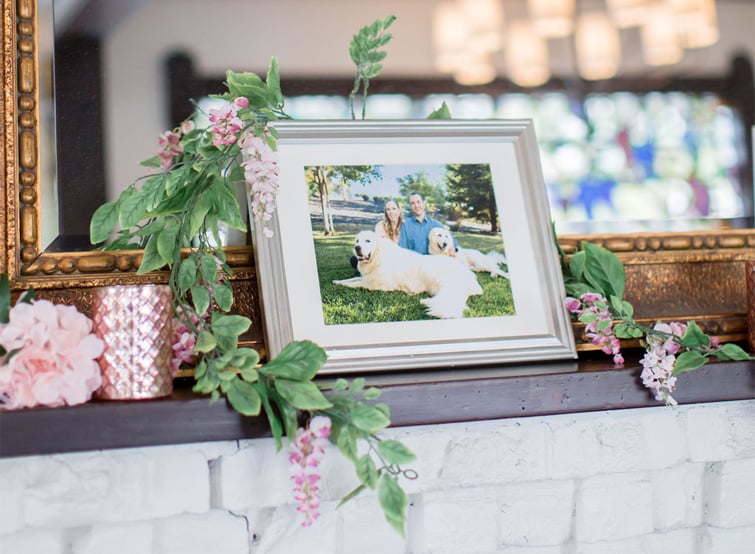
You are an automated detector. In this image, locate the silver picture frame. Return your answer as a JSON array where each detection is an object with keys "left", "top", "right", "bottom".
[{"left": 251, "top": 120, "right": 577, "bottom": 373}]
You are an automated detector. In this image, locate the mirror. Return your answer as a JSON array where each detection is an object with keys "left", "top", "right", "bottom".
[{"left": 4, "top": 0, "right": 755, "bottom": 351}]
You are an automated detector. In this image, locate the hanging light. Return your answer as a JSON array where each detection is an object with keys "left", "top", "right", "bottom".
[
  {"left": 575, "top": 11, "right": 622, "bottom": 80},
  {"left": 458, "top": 0, "right": 505, "bottom": 52},
  {"left": 432, "top": 1, "right": 470, "bottom": 73},
  {"left": 453, "top": 57, "right": 498, "bottom": 85},
  {"left": 669, "top": 0, "right": 719, "bottom": 49},
  {"left": 641, "top": 4, "right": 683, "bottom": 65},
  {"left": 528, "top": 0, "right": 575, "bottom": 38},
  {"left": 505, "top": 20, "right": 550, "bottom": 87},
  {"left": 606, "top": 0, "right": 651, "bottom": 28}
]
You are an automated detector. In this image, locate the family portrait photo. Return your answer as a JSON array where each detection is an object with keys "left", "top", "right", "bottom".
[{"left": 306, "top": 162, "right": 514, "bottom": 325}]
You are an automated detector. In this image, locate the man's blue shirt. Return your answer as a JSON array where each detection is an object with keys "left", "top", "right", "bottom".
[{"left": 398, "top": 214, "right": 445, "bottom": 254}]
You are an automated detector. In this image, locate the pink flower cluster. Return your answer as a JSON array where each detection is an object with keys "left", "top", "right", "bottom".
[
  {"left": 240, "top": 130, "right": 280, "bottom": 238},
  {"left": 640, "top": 321, "right": 687, "bottom": 406},
  {"left": 209, "top": 97, "right": 248, "bottom": 148},
  {"left": 0, "top": 299, "right": 104, "bottom": 410},
  {"left": 565, "top": 292, "right": 624, "bottom": 365},
  {"left": 289, "top": 416, "right": 332, "bottom": 526},
  {"left": 157, "top": 120, "right": 194, "bottom": 169},
  {"left": 171, "top": 308, "right": 204, "bottom": 373}
]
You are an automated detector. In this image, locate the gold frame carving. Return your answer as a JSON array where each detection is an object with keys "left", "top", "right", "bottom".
[{"left": 2, "top": 0, "right": 753, "bottom": 355}]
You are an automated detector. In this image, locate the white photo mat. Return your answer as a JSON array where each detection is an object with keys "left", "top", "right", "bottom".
[{"left": 251, "top": 120, "right": 577, "bottom": 373}]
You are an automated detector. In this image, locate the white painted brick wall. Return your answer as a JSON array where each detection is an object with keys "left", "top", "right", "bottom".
[{"left": 3, "top": 399, "right": 755, "bottom": 553}]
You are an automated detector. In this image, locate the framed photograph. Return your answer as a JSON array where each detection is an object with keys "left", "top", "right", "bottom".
[{"left": 251, "top": 120, "right": 577, "bottom": 373}]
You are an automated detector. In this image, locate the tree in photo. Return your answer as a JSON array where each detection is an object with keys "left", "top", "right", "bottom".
[
  {"left": 445, "top": 163, "right": 499, "bottom": 233},
  {"left": 397, "top": 171, "right": 446, "bottom": 213},
  {"left": 305, "top": 165, "right": 382, "bottom": 234}
]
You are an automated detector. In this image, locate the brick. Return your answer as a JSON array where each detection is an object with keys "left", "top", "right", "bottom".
[
  {"left": 498, "top": 480, "right": 575, "bottom": 546},
  {"left": 210, "top": 439, "right": 291, "bottom": 511},
  {"left": 705, "top": 458, "right": 755, "bottom": 527},
  {"left": 700, "top": 524, "right": 755, "bottom": 554},
  {"left": 340, "top": 494, "right": 407, "bottom": 554},
  {"left": 0, "top": 527, "right": 68, "bottom": 554},
  {"left": 575, "top": 473, "right": 654, "bottom": 542},
  {"left": 640, "top": 528, "right": 698, "bottom": 554},
  {"left": 153, "top": 510, "right": 248, "bottom": 554},
  {"left": 379, "top": 425, "right": 453, "bottom": 495},
  {"left": 548, "top": 407, "right": 685, "bottom": 480},
  {"left": 422, "top": 487, "right": 499, "bottom": 554},
  {"left": 686, "top": 400, "right": 755, "bottom": 462},
  {"left": 576, "top": 536, "right": 642, "bottom": 554},
  {"left": 248, "top": 501, "right": 339, "bottom": 554},
  {"left": 22, "top": 445, "right": 210, "bottom": 527},
  {"left": 498, "top": 546, "right": 565, "bottom": 554},
  {"left": 650, "top": 463, "right": 705, "bottom": 530},
  {"left": 71, "top": 521, "right": 153, "bottom": 554},
  {"left": 0, "top": 457, "right": 26, "bottom": 533},
  {"left": 439, "top": 419, "right": 548, "bottom": 486}
]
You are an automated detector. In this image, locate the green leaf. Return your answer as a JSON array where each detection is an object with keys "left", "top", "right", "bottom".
[
  {"left": 226, "top": 70, "right": 270, "bottom": 107},
  {"left": 356, "top": 454, "right": 379, "bottom": 489},
  {"left": 714, "top": 343, "right": 752, "bottom": 361},
  {"left": 363, "top": 387, "right": 381, "bottom": 400},
  {"left": 119, "top": 188, "right": 152, "bottom": 229},
  {"left": 349, "top": 377, "right": 366, "bottom": 394},
  {"left": 195, "top": 331, "right": 217, "bottom": 353},
  {"left": 190, "top": 285, "right": 211, "bottom": 316},
  {"left": 351, "top": 404, "right": 391, "bottom": 434},
  {"left": 266, "top": 57, "right": 284, "bottom": 106},
  {"left": 137, "top": 235, "right": 167, "bottom": 274},
  {"left": 337, "top": 484, "right": 367, "bottom": 508},
  {"left": 337, "top": 427, "right": 358, "bottom": 462},
  {"left": 140, "top": 155, "right": 162, "bottom": 169},
  {"left": 188, "top": 192, "right": 213, "bottom": 238},
  {"left": 680, "top": 321, "right": 709, "bottom": 349},
  {"left": 378, "top": 473, "right": 408, "bottom": 537},
  {"left": 200, "top": 254, "right": 219, "bottom": 283},
  {"left": 177, "top": 256, "right": 198, "bottom": 291},
  {"left": 671, "top": 350, "right": 708, "bottom": 375},
  {"left": 90, "top": 201, "right": 119, "bottom": 244},
  {"left": 156, "top": 221, "right": 180, "bottom": 262},
  {"left": 226, "top": 378, "right": 262, "bottom": 416},
  {"left": 427, "top": 101, "right": 452, "bottom": 119},
  {"left": 333, "top": 378, "right": 349, "bottom": 391},
  {"left": 582, "top": 241, "right": 625, "bottom": 300},
  {"left": 212, "top": 283, "right": 234, "bottom": 312},
  {"left": 254, "top": 381, "right": 284, "bottom": 450},
  {"left": 376, "top": 440, "right": 416, "bottom": 465},
  {"left": 567, "top": 250, "right": 586, "bottom": 281},
  {"left": 260, "top": 340, "right": 327, "bottom": 381},
  {"left": 211, "top": 313, "right": 252, "bottom": 339},
  {"left": 275, "top": 379, "right": 333, "bottom": 410}
]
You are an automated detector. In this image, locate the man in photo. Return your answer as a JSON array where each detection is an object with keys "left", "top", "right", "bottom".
[{"left": 399, "top": 192, "right": 455, "bottom": 255}]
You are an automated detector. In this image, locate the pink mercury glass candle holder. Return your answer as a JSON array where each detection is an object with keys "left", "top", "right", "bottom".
[{"left": 92, "top": 284, "right": 174, "bottom": 400}]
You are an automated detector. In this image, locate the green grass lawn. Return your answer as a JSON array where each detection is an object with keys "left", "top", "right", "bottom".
[{"left": 313, "top": 224, "right": 515, "bottom": 325}]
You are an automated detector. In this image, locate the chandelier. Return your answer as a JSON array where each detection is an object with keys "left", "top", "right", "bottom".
[{"left": 432, "top": 0, "right": 720, "bottom": 86}]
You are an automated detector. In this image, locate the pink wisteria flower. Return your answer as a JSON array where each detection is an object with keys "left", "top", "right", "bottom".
[
  {"left": 240, "top": 129, "right": 280, "bottom": 238},
  {"left": 157, "top": 129, "right": 184, "bottom": 169},
  {"left": 0, "top": 299, "right": 105, "bottom": 410},
  {"left": 640, "top": 322, "right": 688, "bottom": 406},
  {"left": 565, "top": 293, "right": 624, "bottom": 366},
  {"left": 208, "top": 97, "right": 247, "bottom": 148},
  {"left": 289, "top": 415, "right": 332, "bottom": 526},
  {"left": 171, "top": 308, "right": 204, "bottom": 374}
]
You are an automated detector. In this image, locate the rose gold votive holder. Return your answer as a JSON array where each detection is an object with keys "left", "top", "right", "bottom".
[
  {"left": 92, "top": 284, "right": 174, "bottom": 400},
  {"left": 747, "top": 261, "right": 755, "bottom": 355}
]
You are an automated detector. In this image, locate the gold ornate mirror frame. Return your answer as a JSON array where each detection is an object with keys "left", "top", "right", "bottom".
[{"left": 3, "top": 0, "right": 754, "bottom": 352}]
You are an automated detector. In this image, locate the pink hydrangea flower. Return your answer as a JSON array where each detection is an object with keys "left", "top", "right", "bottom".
[
  {"left": 157, "top": 129, "right": 184, "bottom": 169},
  {"left": 0, "top": 299, "right": 105, "bottom": 410},
  {"left": 289, "top": 415, "right": 332, "bottom": 526},
  {"left": 240, "top": 129, "right": 280, "bottom": 238}
]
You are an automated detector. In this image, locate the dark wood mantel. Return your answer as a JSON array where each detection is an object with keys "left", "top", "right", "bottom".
[{"left": 2, "top": 354, "right": 755, "bottom": 458}]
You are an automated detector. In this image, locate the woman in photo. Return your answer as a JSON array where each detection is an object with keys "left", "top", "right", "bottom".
[{"left": 375, "top": 199, "right": 404, "bottom": 244}]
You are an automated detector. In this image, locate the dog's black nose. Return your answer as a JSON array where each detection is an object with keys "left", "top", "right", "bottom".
[{"left": 355, "top": 245, "right": 362, "bottom": 255}]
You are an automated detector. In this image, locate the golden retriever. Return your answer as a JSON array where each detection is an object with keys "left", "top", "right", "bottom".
[
  {"left": 427, "top": 227, "right": 509, "bottom": 279},
  {"left": 333, "top": 230, "right": 483, "bottom": 319}
]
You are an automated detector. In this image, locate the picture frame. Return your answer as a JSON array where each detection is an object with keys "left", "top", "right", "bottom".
[{"left": 252, "top": 120, "right": 577, "bottom": 373}]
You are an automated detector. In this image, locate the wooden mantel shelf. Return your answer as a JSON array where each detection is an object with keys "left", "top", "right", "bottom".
[{"left": 2, "top": 355, "right": 755, "bottom": 458}]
